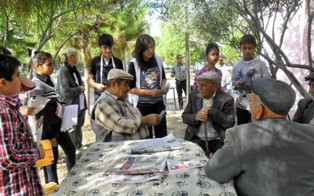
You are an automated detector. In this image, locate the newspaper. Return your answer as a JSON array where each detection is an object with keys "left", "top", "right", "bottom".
[
  {"left": 103, "top": 153, "right": 168, "bottom": 175},
  {"left": 121, "top": 134, "right": 182, "bottom": 154},
  {"left": 167, "top": 159, "right": 204, "bottom": 172},
  {"left": 107, "top": 173, "right": 164, "bottom": 183}
]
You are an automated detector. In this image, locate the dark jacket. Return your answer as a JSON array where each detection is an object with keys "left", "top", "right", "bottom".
[
  {"left": 293, "top": 97, "right": 314, "bottom": 124},
  {"left": 182, "top": 90, "right": 235, "bottom": 141}
]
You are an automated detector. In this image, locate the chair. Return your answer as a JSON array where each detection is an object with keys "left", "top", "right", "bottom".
[{"left": 36, "top": 140, "right": 58, "bottom": 196}]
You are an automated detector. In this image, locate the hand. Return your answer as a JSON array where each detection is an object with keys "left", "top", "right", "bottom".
[
  {"left": 37, "top": 145, "right": 45, "bottom": 159},
  {"left": 79, "top": 86, "right": 85, "bottom": 93},
  {"left": 195, "top": 107, "right": 210, "bottom": 122},
  {"left": 50, "top": 138, "right": 58, "bottom": 147},
  {"left": 146, "top": 114, "right": 161, "bottom": 126},
  {"left": 150, "top": 89, "right": 162, "bottom": 98},
  {"left": 96, "top": 83, "right": 106, "bottom": 92},
  {"left": 19, "top": 106, "right": 36, "bottom": 116}
]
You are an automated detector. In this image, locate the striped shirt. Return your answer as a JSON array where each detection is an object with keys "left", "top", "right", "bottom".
[
  {"left": 0, "top": 94, "right": 43, "bottom": 195},
  {"left": 172, "top": 63, "right": 186, "bottom": 81},
  {"left": 94, "top": 91, "right": 149, "bottom": 141},
  {"left": 193, "top": 66, "right": 222, "bottom": 90}
]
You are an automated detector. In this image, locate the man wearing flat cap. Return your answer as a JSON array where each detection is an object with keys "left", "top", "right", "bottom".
[
  {"left": 90, "top": 69, "right": 161, "bottom": 142},
  {"left": 205, "top": 78, "right": 314, "bottom": 195},
  {"left": 182, "top": 71, "right": 235, "bottom": 155},
  {"left": 293, "top": 72, "right": 314, "bottom": 124}
]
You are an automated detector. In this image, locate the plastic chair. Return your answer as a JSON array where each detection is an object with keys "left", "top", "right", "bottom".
[{"left": 36, "top": 140, "right": 58, "bottom": 196}]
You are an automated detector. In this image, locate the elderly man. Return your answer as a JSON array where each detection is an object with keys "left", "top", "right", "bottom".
[
  {"left": 91, "top": 69, "right": 161, "bottom": 142},
  {"left": 205, "top": 78, "right": 314, "bottom": 195},
  {"left": 182, "top": 71, "right": 235, "bottom": 155},
  {"left": 293, "top": 72, "right": 314, "bottom": 124}
]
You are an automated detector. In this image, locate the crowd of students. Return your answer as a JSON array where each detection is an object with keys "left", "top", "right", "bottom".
[{"left": 0, "top": 32, "right": 314, "bottom": 195}]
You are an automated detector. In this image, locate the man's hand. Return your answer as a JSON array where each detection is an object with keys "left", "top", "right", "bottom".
[
  {"left": 95, "top": 83, "right": 106, "bottom": 92},
  {"left": 195, "top": 107, "right": 210, "bottom": 122},
  {"left": 37, "top": 145, "right": 45, "bottom": 159},
  {"left": 141, "top": 114, "right": 161, "bottom": 126}
]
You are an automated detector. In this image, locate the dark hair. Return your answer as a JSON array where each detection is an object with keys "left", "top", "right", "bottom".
[
  {"left": 30, "top": 50, "right": 52, "bottom": 65},
  {"left": 98, "top": 34, "right": 114, "bottom": 47},
  {"left": 205, "top": 43, "right": 219, "bottom": 56},
  {"left": 0, "top": 54, "right": 20, "bottom": 81},
  {"left": 0, "top": 46, "right": 12, "bottom": 56},
  {"left": 133, "top": 34, "right": 156, "bottom": 69},
  {"left": 240, "top": 34, "right": 256, "bottom": 46},
  {"left": 177, "top": 54, "right": 182, "bottom": 59}
]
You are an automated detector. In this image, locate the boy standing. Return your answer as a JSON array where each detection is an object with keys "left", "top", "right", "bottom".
[
  {"left": 232, "top": 34, "right": 270, "bottom": 124},
  {"left": 88, "top": 34, "right": 123, "bottom": 103},
  {"left": 0, "top": 54, "right": 45, "bottom": 195}
]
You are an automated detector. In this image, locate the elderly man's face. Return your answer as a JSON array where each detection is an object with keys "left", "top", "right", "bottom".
[
  {"left": 198, "top": 80, "right": 217, "bottom": 99},
  {"left": 114, "top": 80, "right": 130, "bottom": 100}
]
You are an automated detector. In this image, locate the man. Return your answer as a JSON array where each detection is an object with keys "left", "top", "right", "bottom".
[
  {"left": 171, "top": 54, "right": 186, "bottom": 109},
  {"left": 182, "top": 71, "right": 235, "bottom": 155},
  {"left": 205, "top": 78, "right": 314, "bottom": 195},
  {"left": 90, "top": 69, "right": 161, "bottom": 142},
  {"left": 89, "top": 33, "right": 123, "bottom": 103},
  {"left": 293, "top": 72, "right": 314, "bottom": 124}
]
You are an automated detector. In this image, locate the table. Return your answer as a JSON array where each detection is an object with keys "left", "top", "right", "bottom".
[{"left": 53, "top": 139, "right": 237, "bottom": 195}]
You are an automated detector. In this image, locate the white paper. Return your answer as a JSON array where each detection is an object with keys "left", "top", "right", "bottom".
[
  {"left": 121, "top": 134, "right": 182, "bottom": 154},
  {"left": 79, "top": 94, "right": 85, "bottom": 110},
  {"left": 35, "top": 116, "right": 44, "bottom": 145},
  {"left": 61, "top": 105, "right": 78, "bottom": 132},
  {"left": 28, "top": 96, "right": 50, "bottom": 115}
]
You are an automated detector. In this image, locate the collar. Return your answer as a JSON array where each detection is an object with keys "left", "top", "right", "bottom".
[
  {"left": 34, "top": 73, "right": 50, "bottom": 83},
  {"left": 0, "top": 94, "right": 20, "bottom": 109},
  {"left": 65, "top": 62, "right": 77, "bottom": 71},
  {"left": 105, "top": 90, "right": 119, "bottom": 100}
]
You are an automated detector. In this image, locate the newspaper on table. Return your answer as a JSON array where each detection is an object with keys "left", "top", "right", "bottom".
[
  {"left": 167, "top": 159, "right": 204, "bottom": 172},
  {"left": 107, "top": 173, "right": 164, "bottom": 183},
  {"left": 121, "top": 134, "right": 182, "bottom": 154},
  {"left": 103, "top": 152, "right": 168, "bottom": 175}
]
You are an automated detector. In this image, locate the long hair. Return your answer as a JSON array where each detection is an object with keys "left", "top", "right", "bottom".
[{"left": 133, "top": 34, "right": 156, "bottom": 70}]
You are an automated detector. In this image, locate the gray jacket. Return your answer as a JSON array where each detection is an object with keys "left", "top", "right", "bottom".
[
  {"left": 57, "top": 63, "right": 86, "bottom": 110},
  {"left": 205, "top": 119, "right": 314, "bottom": 196},
  {"left": 182, "top": 90, "right": 235, "bottom": 142}
]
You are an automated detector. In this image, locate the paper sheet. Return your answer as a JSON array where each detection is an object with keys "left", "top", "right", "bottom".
[{"left": 61, "top": 105, "right": 78, "bottom": 132}]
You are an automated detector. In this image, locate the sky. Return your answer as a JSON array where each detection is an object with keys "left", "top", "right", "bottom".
[{"left": 146, "top": 14, "right": 162, "bottom": 36}]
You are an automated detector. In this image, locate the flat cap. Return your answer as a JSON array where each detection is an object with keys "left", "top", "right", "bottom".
[
  {"left": 107, "top": 69, "right": 134, "bottom": 80},
  {"left": 196, "top": 71, "right": 218, "bottom": 83},
  {"left": 251, "top": 78, "right": 295, "bottom": 115},
  {"left": 305, "top": 72, "right": 314, "bottom": 81}
]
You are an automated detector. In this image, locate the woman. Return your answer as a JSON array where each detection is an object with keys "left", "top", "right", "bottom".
[
  {"left": 29, "top": 50, "right": 76, "bottom": 184},
  {"left": 128, "top": 34, "right": 168, "bottom": 138},
  {"left": 58, "top": 48, "right": 86, "bottom": 152}
]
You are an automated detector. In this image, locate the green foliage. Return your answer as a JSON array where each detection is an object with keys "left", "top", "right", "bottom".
[{"left": 154, "top": 22, "right": 203, "bottom": 67}]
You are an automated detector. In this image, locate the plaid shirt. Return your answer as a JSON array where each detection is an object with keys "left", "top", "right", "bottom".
[
  {"left": 171, "top": 63, "right": 186, "bottom": 81},
  {"left": 193, "top": 66, "right": 222, "bottom": 90},
  {"left": 94, "top": 91, "right": 149, "bottom": 140},
  {"left": 0, "top": 95, "right": 43, "bottom": 195}
]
